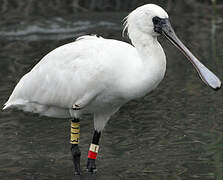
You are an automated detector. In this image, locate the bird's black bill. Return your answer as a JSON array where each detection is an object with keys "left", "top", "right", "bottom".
[{"left": 161, "top": 19, "right": 221, "bottom": 90}]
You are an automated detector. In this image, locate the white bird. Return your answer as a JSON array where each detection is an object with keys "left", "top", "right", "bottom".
[{"left": 3, "top": 4, "right": 221, "bottom": 175}]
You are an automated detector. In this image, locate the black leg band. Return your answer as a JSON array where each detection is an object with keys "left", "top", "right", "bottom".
[
  {"left": 92, "top": 131, "right": 101, "bottom": 145},
  {"left": 86, "top": 130, "right": 101, "bottom": 173},
  {"left": 70, "top": 118, "right": 81, "bottom": 175}
]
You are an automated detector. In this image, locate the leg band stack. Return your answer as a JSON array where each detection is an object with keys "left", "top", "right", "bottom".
[
  {"left": 70, "top": 122, "right": 80, "bottom": 144},
  {"left": 88, "top": 144, "right": 99, "bottom": 159}
]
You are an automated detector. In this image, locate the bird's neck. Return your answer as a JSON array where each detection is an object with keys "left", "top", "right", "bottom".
[
  {"left": 128, "top": 28, "right": 158, "bottom": 54},
  {"left": 129, "top": 30, "right": 164, "bottom": 69},
  {"left": 126, "top": 29, "right": 166, "bottom": 97}
]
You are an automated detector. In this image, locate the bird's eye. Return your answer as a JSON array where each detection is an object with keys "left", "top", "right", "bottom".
[{"left": 152, "top": 16, "right": 160, "bottom": 25}]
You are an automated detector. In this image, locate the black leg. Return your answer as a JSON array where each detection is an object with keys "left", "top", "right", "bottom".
[
  {"left": 70, "top": 118, "right": 81, "bottom": 175},
  {"left": 86, "top": 130, "right": 101, "bottom": 173}
]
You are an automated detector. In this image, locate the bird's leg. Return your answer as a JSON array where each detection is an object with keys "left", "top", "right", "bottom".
[
  {"left": 86, "top": 130, "right": 101, "bottom": 173},
  {"left": 72, "top": 92, "right": 97, "bottom": 110},
  {"left": 70, "top": 118, "right": 81, "bottom": 175}
]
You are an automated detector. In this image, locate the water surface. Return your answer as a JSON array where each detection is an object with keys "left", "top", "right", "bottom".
[{"left": 0, "top": 9, "right": 223, "bottom": 180}]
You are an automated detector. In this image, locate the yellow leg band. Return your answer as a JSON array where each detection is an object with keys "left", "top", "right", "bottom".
[{"left": 70, "top": 122, "right": 80, "bottom": 144}]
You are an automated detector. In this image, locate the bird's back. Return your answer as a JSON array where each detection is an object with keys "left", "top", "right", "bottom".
[{"left": 3, "top": 35, "right": 139, "bottom": 118}]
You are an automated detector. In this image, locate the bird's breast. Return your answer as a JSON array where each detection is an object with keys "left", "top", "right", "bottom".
[{"left": 117, "top": 49, "right": 166, "bottom": 100}]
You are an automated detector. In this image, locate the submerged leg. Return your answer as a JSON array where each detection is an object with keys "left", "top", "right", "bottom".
[
  {"left": 70, "top": 118, "right": 81, "bottom": 175},
  {"left": 86, "top": 130, "right": 101, "bottom": 173}
]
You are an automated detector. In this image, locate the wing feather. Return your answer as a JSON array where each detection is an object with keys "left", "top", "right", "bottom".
[{"left": 3, "top": 35, "right": 137, "bottom": 118}]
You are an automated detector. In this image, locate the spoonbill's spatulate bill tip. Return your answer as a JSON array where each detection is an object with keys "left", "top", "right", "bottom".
[
  {"left": 213, "top": 81, "right": 221, "bottom": 91},
  {"left": 3, "top": 3, "right": 221, "bottom": 175}
]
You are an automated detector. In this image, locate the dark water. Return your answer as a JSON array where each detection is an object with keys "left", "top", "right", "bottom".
[{"left": 1, "top": 8, "right": 223, "bottom": 180}]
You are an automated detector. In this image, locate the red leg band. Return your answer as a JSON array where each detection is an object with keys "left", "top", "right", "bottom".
[{"left": 88, "top": 150, "right": 97, "bottom": 159}]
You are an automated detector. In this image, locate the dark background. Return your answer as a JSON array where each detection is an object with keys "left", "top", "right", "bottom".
[
  {"left": 1, "top": 0, "right": 223, "bottom": 19},
  {"left": 0, "top": 1, "right": 223, "bottom": 180}
]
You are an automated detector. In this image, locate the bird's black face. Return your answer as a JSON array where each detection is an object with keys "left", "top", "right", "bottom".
[
  {"left": 152, "top": 16, "right": 221, "bottom": 90},
  {"left": 152, "top": 16, "right": 167, "bottom": 34}
]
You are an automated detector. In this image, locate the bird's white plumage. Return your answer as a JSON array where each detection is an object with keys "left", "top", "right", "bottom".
[{"left": 4, "top": 4, "right": 167, "bottom": 131}]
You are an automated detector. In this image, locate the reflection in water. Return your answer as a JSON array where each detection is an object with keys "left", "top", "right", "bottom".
[
  {"left": 204, "top": 130, "right": 223, "bottom": 180},
  {"left": 0, "top": 18, "right": 119, "bottom": 41},
  {"left": 0, "top": 8, "right": 223, "bottom": 180},
  {"left": 211, "top": 0, "right": 217, "bottom": 64},
  {"left": 208, "top": 5, "right": 223, "bottom": 180}
]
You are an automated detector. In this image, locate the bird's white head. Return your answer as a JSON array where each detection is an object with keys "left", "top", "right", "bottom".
[
  {"left": 124, "top": 4, "right": 168, "bottom": 37},
  {"left": 124, "top": 4, "right": 221, "bottom": 91}
]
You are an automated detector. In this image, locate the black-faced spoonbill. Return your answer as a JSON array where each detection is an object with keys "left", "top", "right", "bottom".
[{"left": 3, "top": 4, "right": 221, "bottom": 175}]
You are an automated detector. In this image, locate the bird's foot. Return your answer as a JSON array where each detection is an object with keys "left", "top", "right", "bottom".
[
  {"left": 73, "top": 157, "right": 81, "bottom": 175},
  {"left": 86, "top": 158, "right": 97, "bottom": 173},
  {"left": 71, "top": 145, "right": 81, "bottom": 175}
]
